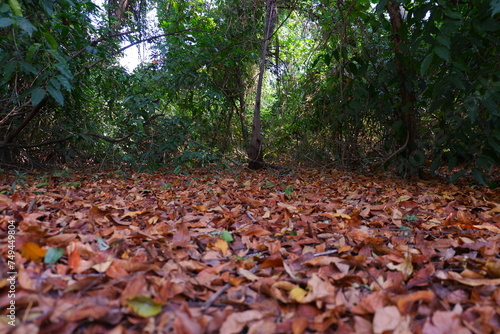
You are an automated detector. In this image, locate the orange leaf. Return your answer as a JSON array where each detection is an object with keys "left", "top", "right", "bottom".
[
  {"left": 20, "top": 242, "right": 46, "bottom": 261},
  {"left": 68, "top": 248, "right": 81, "bottom": 271},
  {"left": 213, "top": 238, "right": 229, "bottom": 256}
]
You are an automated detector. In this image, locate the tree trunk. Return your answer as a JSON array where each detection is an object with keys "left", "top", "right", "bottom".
[
  {"left": 386, "top": 0, "right": 419, "bottom": 170},
  {"left": 248, "top": 0, "right": 277, "bottom": 170}
]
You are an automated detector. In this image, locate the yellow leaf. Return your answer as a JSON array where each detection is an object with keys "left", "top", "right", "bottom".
[
  {"left": 122, "top": 210, "right": 147, "bottom": 218},
  {"left": 289, "top": 287, "right": 308, "bottom": 302},
  {"left": 386, "top": 255, "right": 413, "bottom": 277},
  {"left": 486, "top": 260, "right": 500, "bottom": 278},
  {"left": 148, "top": 216, "right": 159, "bottom": 224},
  {"left": 193, "top": 205, "right": 207, "bottom": 212},
  {"left": 332, "top": 212, "right": 351, "bottom": 219},
  {"left": 127, "top": 295, "right": 162, "bottom": 317},
  {"left": 397, "top": 195, "right": 412, "bottom": 202},
  {"left": 237, "top": 267, "right": 260, "bottom": 281},
  {"left": 488, "top": 204, "right": 500, "bottom": 214},
  {"left": 20, "top": 242, "right": 46, "bottom": 261},
  {"left": 213, "top": 238, "right": 229, "bottom": 256},
  {"left": 92, "top": 258, "right": 113, "bottom": 273}
]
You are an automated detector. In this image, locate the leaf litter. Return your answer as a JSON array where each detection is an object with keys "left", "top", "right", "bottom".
[{"left": 0, "top": 168, "right": 499, "bottom": 333}]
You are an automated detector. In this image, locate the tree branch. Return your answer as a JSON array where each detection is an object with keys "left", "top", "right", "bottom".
[
  {"left": 75, "top": 29, "right": 204, "bottom": 76},
  {"left": 3, "top": 96, "right": 49, "bottom": 144},
  {"left": 0, "top": 136, "right": 72, "bottom": 149},
  {"left": 82, "top": 132, "right": 133, "bottom": 143}
]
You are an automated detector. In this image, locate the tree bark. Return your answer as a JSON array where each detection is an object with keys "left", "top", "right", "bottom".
[
  {"left": 386, "top": 0, "right": 419, "bottom": 165},
  {"left": 248, "top": 0, "right": 277, "bottom": 170}
]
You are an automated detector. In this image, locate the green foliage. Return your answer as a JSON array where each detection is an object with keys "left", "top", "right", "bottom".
[
  {"left": 0, "top": 0, "right": 497, "bottom": 186},
  {"left": 267, "top": 0, "right": 498, "bottom": 183},
  {"left": 221, "top": 230, "right": 234, "bottom": 242},
  {"left": 44, "top": 247, "right": 64, "bottom": 265}
]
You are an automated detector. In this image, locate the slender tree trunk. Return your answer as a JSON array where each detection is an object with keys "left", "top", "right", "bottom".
[
  {"left": 386, "top": 0, "right": 419, "bottom": 170},
  {"left": 237, "top": 67, "right": 249, "bottom": 146},
  {"left": 248, "top": 0, "right": 277, "bottom": 170}
]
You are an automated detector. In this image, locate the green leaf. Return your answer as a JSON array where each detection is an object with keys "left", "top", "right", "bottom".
[
  {"left": 420, "top": 53, "right": 433, "bottom": 75},
  {"left": 16, "top": 17, "right": 36, "bottom": 35},
  {"left": 26, "top": 43, "right": 41, "bottom": 62},
  {"left": 376, "top": 0, "right": 389, "bottom": 15},
  {"left": 488, "top": 137, "right": 500, "bottom": 154},
  {"left": 97, "top": 236, "right": 110, "bottom": 251},
  {"left": 436, "top": 35, "right": 451, "bottom": 48},
  {"left": 56, "top": 75, "right": 72, "bottom": 92},
  {"left": 0, "top": 17, "right": 14, "bottom": 27},
  {"left": 434, "top": 45, "right": 450, "bottom": 61},
  {"left": 443, "top": 9, "right": 462, "bottom": 20},
  {"left": 476, "top": 155, "right": 495, "bottom": 169},
  {"left": 430, "top": 158, "right": 441, "bottom": 174},
  {"left": 50, "top": 77, "right": 61, "bottom": 90},
  {"left": 60, "top": 181, "right": 80, "bottom": 187},
  {"left": 43, "top": 32, "right": 58, "bottom": 50},
  {"left": 492, "top": 0, "right": 500, "bottom": 17},
  {"left": 8, "top": 0, "right": 22, "bottom": 16},
  {"left": 20, "top": 61, "right": 38, "bottom": 75},
  {"left": 448, "top": 156, "right": 458, "bottom": 171},
  {"left": 31, "top": 88, "right": 46, "bottom": 105},
  {"left": 451, "top": 77, "right": 465, "bottom": 91},
  {"left": 127, "top": 295, "right": 162, "bottom": 317},
  {"left": 47, "top": 84, "right": 64, "bottom": 105},
  {"left": 2, "top": 61, "right": 17, "bottom": 84},
  {"left": 55, "top": 61, "right": 72, "bottom": 79},
  {"left": 324, "top": 53, "right": 331, "bottom": 66},
  {"left": 471, "top": 168, "right": 487, "bottom": 186},
  {"left": 44, "top": 247, "right": 63, "bottom": 265},
  {"left": 221, "top": 230, "right": 233, "bottom": 242},
  {"left": 465, "top": 98, "right": 478, "bottom": 123},
  {"left": 450, "top": 169, "right": 467, "bottom": 183},
  {"left": 480, "top": 94, "right": 498, "bottom": 114}
]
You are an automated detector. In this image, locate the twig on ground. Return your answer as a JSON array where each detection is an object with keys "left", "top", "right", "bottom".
[{"left": 201, "top": 264, "right": 261, "bottom": 311}]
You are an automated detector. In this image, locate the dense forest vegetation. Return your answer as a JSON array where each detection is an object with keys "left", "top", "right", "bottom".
[{"left": 1, "top": 0, "right": 499, "bottom": 184}]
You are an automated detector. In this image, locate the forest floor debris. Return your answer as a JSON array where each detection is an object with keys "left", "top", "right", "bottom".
[{"left": 0, "top": 168, "right": 499, "bottom": 333}]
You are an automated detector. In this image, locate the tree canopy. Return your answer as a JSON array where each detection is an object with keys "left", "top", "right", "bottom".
[{"left": 1, "top": 0, "right": 499, "bottom": 184}]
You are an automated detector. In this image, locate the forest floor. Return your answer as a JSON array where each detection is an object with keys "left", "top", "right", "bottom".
[{"left": 0, "top": 167, "right": 499, "bottom": 334}]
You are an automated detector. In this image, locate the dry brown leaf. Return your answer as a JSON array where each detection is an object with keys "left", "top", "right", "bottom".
[
  {"left": 386, "top": 255, "right": 413, "bottom": 278},
  {"left": 373, "top": 306, "right": 401, "bottom": 334},
  {"left": 220, "top": 310, "right": 263, "bottom": 334},
  {"left": 1, "top": 168, "right": 498, "bottom": 333},
  {"left": 447, "top": 271, "right": 500, "bottom": 286},
  {"left": 422, "top": 310, "right": 472, "bottom": 334}
]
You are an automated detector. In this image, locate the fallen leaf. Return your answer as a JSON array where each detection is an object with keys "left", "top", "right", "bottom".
[
  {"left": 422, "top": 310, "right": 471, "bottom": 334},
  {"left": 213, "top": 238, "right": 229, "bottom": 256},
  {"left": 447, "top": 271, "right": 500, "bottom": 286},
  {"left": 386, "top": 255, "right": 413, "bottom": 278},
  {"left": 20, "top": 241, "right": 46, "bottom": 261},
  {"left": 44, "top": 247, "right": 64, "bottom": 265},
  {"left": 373, "top": 306, "right": 401, "bottom": 334},
  {"left": 126, "top": 295, "right": 162, "bottom": 317},
  {"left": 220, "top": 310, "right": 263, "bottom": 334},
  {"left": 289, "top": 287, "right": 308, "bottom": 302}
]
